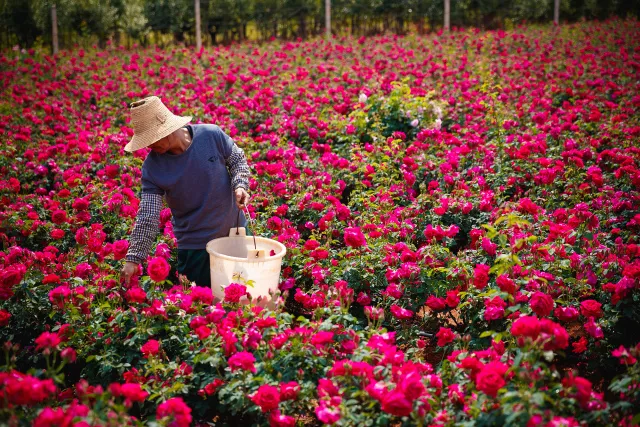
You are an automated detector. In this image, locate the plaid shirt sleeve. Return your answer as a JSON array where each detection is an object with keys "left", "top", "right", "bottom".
[
  {"left": 125, "top": 192, "right": 163, "bottom": 264},
  {"left": 226, "top": 143, "right": 250, "bottom": 191}
]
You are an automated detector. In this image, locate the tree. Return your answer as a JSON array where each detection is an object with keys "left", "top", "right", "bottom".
[{"left": 117, "top": 0, "right": 148, "bottom": 47}]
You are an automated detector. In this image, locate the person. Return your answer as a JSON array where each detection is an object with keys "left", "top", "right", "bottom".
[{"left": 120, "top": 96, "right": 250, "bottom": 287}]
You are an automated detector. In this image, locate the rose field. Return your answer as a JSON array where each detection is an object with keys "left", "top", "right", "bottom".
[{"left": 1, "top": 18, "right": 640, "bottom": 426}]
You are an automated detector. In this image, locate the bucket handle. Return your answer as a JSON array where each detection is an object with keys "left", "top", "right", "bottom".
[{"left": 236, "top": 206, "right": 258, "bottom": 254}]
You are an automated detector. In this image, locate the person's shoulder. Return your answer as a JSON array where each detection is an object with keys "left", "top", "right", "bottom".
[{"left": 193, "top": 123, "right": 223, "bottom": 136}]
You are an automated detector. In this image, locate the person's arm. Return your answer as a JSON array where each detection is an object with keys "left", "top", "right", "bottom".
[
  {"left": 224, "top": 140, "right": 251, "bottom": 207},
  {"left": 122, "top": 192, "right": 162, "bottom": 284},
  {"left": 225, "top": 143, "right": 250, "bottom": 192}
]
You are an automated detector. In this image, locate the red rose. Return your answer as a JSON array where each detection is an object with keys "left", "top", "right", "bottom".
[
  {"left": 147, "top": 257, "right": 170, "bottom": 282},
  {"left": 250, "top": 384, "right": 281, "bottom": 413},
  {"left": 269, "top": 411, "right": 296, "bottom": 427},
  {"left": 35, "top": 332, "right": 62, "bottom": 352},
  {"left": 398, "top": 371, "right": 425, "bottom": 400},
  {"left": 112, "top": 240, "right": 129, "bottom": 261},
  {"left": 390, "top": 304, "right": 414, "bottom": 320},
  {"left": 554, "top": 306, "right": 579, "bottom": 322},
  {"left": 125, "top": 287, "right": 147, "bottom": 304},
  {"left": 436, "top": 327, "right": 455, "bottom": 347},
  {"left": 475, "top": 361, "right": 508, "bottom": 397},
  {"left": 228, "top": 351, "right": 256, "bottom": 373},
  {"left": 303, "top": 240, "right": 320, "bottom": 250},
  {"left": 140, "top": 339, "right": 160, "bottom": 358},
  {"left": 72, "top": 198, "right": 89, "bottom": 211},
  {"left": 279, "top": 381, "right": 300, "bottom": 401},
  {"left": 190, "top": 286, "right": 214, "bottom": 305},
  {"left": 425, "top": 295, "right": 447, "bottom": 311},
  {"left": 0, "top": 264, "right": 26, "bottom": 288},
  {"left": 120, "top": 383, "right": 148, "bottom": 403},
  {"left": 0, "top": 309, "right": 11, "bottom": 326},
  {"left": 529, "top": 292, "right": 554, "bottom": 317},
  {"left": 580, "top": 300, "right": 603, "bottom": 318},
  {"left": 202, "top": 379, "right": 224, "bottom": 396},
  {"left": 156, "top": 397, "right": 192, "bottom": 427},
  {"left": 473, "top": 264, "right": 490, "bottom": 289},
  {"left": 380, "top": 391, "right": 413, "bottom": 417},
  {"left": 311, "top": 331, "right": 334, "bottom": 347},
  {"left": 224, "top": 283, "right": 247, "bottom": 303},
  {"left": 343, "top": 227, "right": 367, "bottom": 248},
  {"left": 572, "top": 336, "right": 588, "bottom": 353},
  {"left": 496, "top": 274, "right": 517, "bottom": 294},
  {"left": 446, "top": 290, "right": 460, "bottom": 308},
  {"left": 511, "top": 315, "right": 541, "bottom": 339},
  {"left": 195, "top": 325, "right": 211, "bottom": 340},
  {"left": 51, "top": 229, "right": 65, "bottom": 240},
  {"left": 51, "top": 210, "right": 67, "bottom": 225}
]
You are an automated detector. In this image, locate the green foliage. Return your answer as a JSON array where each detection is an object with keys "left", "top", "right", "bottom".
[{"left": 2, "top": 0, "right": 639, "bottom": 50}]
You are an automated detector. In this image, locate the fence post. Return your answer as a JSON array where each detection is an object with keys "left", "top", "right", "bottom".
[
  {"left": 554, "top": 0, "right": 560, "bottom": 25},
  {"left": 444, "top": 0, "right": 450, "bottom": 31},
  {"left": 51, "top": 3, "right": 59, "bottom": 54},
  {"left": 195, "top": 0, "right": 202, "bottom": 49},
  {"left": 325, "top": 0, "right": 331, "bottom": 40}
]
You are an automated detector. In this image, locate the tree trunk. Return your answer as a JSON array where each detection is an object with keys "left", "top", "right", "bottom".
[
  {"left": 554, "top": 0, "right": 560, "bottom": 25},
  {"left": 195, "top": 0, "right": 202, "bottom": 49},
  {"left": 444, "top": 0, "right": 450, "bottom": 30},
  {"left": 298, "top": 15, "right": 306, "bottom": 39},
  {"left": 51, "top": 4, "right": 59, "bottom": 54},
  {"left": 325, "top": 0, "right": 331, "bottom": 40}
]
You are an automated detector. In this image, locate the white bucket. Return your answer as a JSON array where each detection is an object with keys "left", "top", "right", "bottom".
[{"left": 205, "top": 227, "right": 287, "bottom": 307}]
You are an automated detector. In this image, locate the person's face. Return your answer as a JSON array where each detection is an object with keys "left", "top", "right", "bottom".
[{"left": 149, "top": 136, "right": 171, "bottom": 154}]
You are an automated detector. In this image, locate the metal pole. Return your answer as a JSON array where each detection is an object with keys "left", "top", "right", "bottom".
[
  {"left": 52, "top": 3, "right": 59, "bottom": 54},
  {"left": 554, "top": 0, "right": 560, "bottom": 25},
  {"left": 444, "top": 0, "right": 450, "bottom": 31},
  {"left": 325, "top": 0, "right": 331, "bottom": 40},
  {"left": 195, "top": 0, "right": 202, "bottom": 49}
]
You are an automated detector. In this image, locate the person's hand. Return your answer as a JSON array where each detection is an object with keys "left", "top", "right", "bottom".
[
  {"left": 121, "top": 261, "right": 139, "bottom": 285},
  {"left": 235, "top": 188, "right": 250, "bottom": 209}
]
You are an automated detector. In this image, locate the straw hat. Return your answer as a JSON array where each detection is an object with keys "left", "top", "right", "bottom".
[{"left": 124, "top": 96, "right": 192, "bottom": 152}]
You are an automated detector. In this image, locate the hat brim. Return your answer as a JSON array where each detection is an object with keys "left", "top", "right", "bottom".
[{"left": 124, "top": 115, "right": 192, "bottom": 153}]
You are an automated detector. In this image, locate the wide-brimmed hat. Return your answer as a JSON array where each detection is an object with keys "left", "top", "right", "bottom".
[{"left": 124, "top": 96, "right": 192, "bottom": 152}]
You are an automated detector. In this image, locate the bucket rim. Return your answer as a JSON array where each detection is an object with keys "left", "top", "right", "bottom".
[{"left": 205, "top": 235, "right": 287, "bottom": 263}]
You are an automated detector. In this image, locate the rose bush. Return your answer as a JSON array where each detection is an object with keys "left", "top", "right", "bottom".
[{"left": 0, "top": 19, "right": 639, "bottom": 426}]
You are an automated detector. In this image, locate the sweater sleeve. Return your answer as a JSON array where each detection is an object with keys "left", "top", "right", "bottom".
[{"left": 125, "top": 192, "right": 163, "bottom": 264}]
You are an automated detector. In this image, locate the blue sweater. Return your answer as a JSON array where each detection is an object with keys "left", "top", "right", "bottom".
[{"left": 140, "top": 124, "right": 247, "bottom": 249}]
